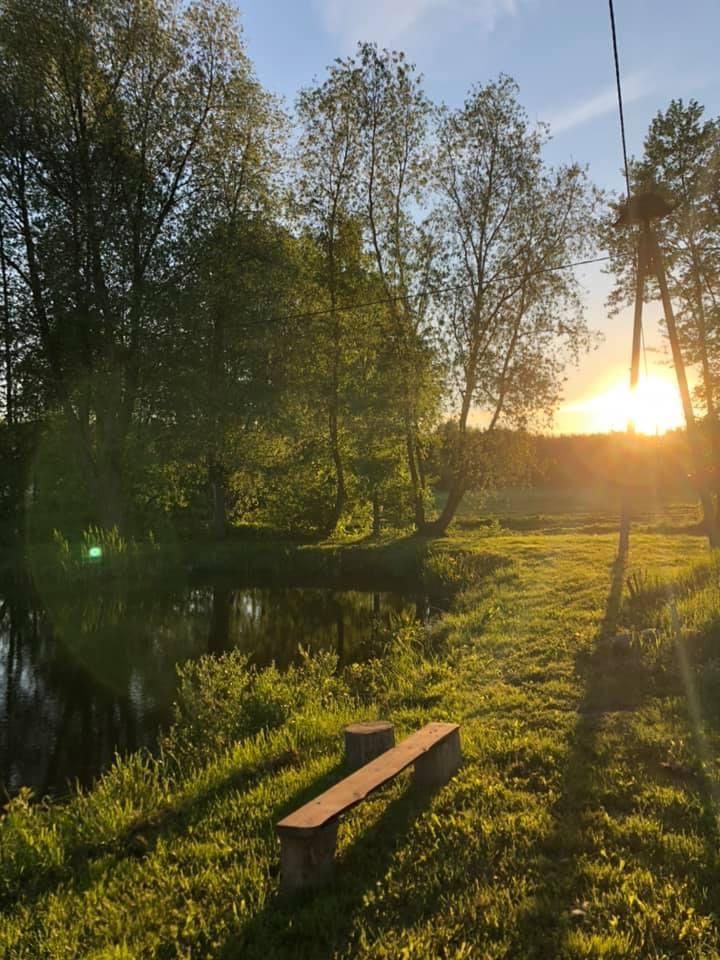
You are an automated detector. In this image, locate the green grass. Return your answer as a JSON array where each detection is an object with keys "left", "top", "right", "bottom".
[
  {"left": 3, "top": 493, "right": 720, "bottom": 958},
  {"left": 453, "top": 486, "right": 703, "bottom": 536}
]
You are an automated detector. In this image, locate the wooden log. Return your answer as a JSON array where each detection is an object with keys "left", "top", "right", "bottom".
[
  {"left": 412, "top": 726, "right": 462, "bottom": 791},
  {"left": 344, "top": 720, "right": 395, "bottom": 772},
  {"left": 277, "top": 821, "right": 338, "bottom": 894},
  {"left": 279, "top": 723, "right": 459, "bottom": 834}
]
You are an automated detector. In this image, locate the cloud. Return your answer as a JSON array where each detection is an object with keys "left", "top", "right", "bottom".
[
  {"left": 544, "top": 71, "right": 653, "bottom": 135},
  {"left": 316, "top": 0, "right": 519, "bottom": 51}
]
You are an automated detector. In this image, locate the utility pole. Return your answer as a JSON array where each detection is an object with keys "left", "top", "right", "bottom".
[{"left": 616, "top": 192, "right": 718, "bottom": 554}]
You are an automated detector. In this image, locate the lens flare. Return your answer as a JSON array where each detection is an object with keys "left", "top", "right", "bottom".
[{"left": 571, "top": 375, "right": 685, "bottom": 434}]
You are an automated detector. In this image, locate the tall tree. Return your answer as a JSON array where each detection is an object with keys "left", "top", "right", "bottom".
[
  {"left": 602, "top": 99, "right": 720, "bottom": 525},
  {"left": 295, "top": 65, "right": 366, "bottom": 533},
  {"left": 638, "top": 101, "right": 720, "bottom": 416},
  {"left": 427, "top": 76, "right": 597, "bottom": 535},
  {"left": 0, "top": 0, "right": 275, "bottom": 533},
  {"left": 352, "top": 43, "right": 440, "bottom": 529}
]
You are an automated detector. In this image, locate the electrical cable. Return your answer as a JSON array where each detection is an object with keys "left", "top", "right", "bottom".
[
  {"left": 609, "top": 0, "right": 650, "bottom": 408},
  {"left": 608, "top": 0, "right": 631, "bottom": 199},
  {"left": 245, "top": 254, "right": 611, "bottom": 329}
]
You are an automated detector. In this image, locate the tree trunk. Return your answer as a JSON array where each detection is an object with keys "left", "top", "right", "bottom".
[
  {"left": 0, "top": 222, "right": 13, "bottom": 425},
  {"left": 371, "top": 488, "right": 381, "bottom": 537},
  {"left": 208, "top": 293, "right": 228, "bottom": 539},
  {"left": 405, "top": 424, "right": 425, "bottom": 529},
  {"left": 422, "top": 480, "right": 466, "bottom": 537},
  {"left": 421, "top": 378, "right": 475, "bottom": 537},
  {"left": 97, "top": 474, "right": 126, "bottom": 533},
  {"left": 327, "top": 406, "right": 346, "bottom": 534},
  {"left": 95, "top": 438, "right": 127, "bottom": 533},
  {"left": 650, "top": 229, "right": 719, "bottom": 547},
  {"left": 208, "top": 453, "right": 227, "bottom": 540}
]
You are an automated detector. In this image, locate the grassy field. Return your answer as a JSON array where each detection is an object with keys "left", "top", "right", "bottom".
[{"left": 2, "top": 492, "right": 720, "bottom": 958}]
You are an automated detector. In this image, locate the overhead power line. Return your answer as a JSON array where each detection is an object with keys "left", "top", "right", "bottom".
[
  {"left": 607, "top": 0, "right": 650, "bottom": 389},
  {"left": 259, "top": 253, "right": 611, "bottom": 329},
  {"left": 608, "top": 0, "right": 631, "bottom": 198}
]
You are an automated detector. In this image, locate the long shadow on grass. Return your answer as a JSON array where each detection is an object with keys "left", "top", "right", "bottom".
[
  {"left": 509, "top": 553, "right": 646, "bottom": 957},
  {"left": 224, "top": 775, "right": 431, "bottom": 960},
  {"left": 3, "top": 753, "right": 433, "bottom": 960},
  {"left": 0, "top": 746, "right": 314, "bottom": 913},
  {"left": 512, "top": 555, "right": 720, "bottom": 958}
]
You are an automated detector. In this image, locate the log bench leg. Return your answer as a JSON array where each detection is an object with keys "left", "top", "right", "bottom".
[
  {"left": 278, "top": 821, "right": 338, "bottom": 893},
  {"left": 412, "top": 728, "right": 462, "bottom": 791},
  {"left": 344, "top": 720, "right": 395, "bottom": 771}
]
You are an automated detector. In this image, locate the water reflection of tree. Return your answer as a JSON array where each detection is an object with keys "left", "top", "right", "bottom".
[
  {"left": 0, "top": 581, "right": 210, "bottom": 795},
  {"left": 211, "top": 588, "right": 418, "bottom": 667},
  {"left": 0, "top": 579, "right": 422, "bottom": 796}
]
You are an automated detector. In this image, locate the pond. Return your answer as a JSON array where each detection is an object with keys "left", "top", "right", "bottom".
[{"left": 0, "top": 579, "right": 431, "bottom": 798}]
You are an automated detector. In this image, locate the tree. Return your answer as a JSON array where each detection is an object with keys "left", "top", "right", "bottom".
[
  {"left": 295, "top": 67, "right": 367, "bottom": 534},
  {"left": 294, "top": 45, "right": 444, "bottom": 535},
  {"left": 0, "top": 0, "right": 276, "bottom": 533},
  {"left": 637, "top": 101, "right": 720, "bottom": 417},
  {"left": 351, "top": 43, "right": 441, "bottom": 529},
  {"left": 427, "top": 76, "right": 598, "bottom": 535}
]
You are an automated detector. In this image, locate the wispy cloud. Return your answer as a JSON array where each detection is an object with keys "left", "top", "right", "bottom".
[
  {"left": 545, "top": 71, "right": 653, "bottom": 135},
  {"left": 315, "top": 0, "right": 520, "bottom": 51}
]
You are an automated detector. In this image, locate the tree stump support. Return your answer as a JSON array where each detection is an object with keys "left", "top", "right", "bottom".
[
  {"left": 412, "top": 726, "right": 462, "bottom": 790},
  {"left": 344, "top": 720, "right": 395, "bottom": 771},
  {"left": 277, "top": 821, "right": 338, "bottom": 894}
]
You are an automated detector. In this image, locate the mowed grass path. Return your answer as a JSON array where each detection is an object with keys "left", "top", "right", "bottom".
[{"left": 2, "top": 528, "right": 720, "bottom": 958}]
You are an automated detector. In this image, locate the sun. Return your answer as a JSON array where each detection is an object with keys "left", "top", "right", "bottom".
[{"left": 578, "top": 375, "right": 685, "bottom": 435}]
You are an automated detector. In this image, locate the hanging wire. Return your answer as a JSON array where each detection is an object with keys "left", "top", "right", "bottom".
[
  {"left": 243, "top": 254, "right": 611, "bottom": 330},
  {"left": 608, "top": 0, "right": 631, "bottom": 199},
  {"left": 609, "top": 0, "right": 650, "bottom": 394}
]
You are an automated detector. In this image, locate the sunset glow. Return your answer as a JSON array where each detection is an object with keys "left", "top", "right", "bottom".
[{"left": 567, "top": 375, "right": 686, "bottom": 435}]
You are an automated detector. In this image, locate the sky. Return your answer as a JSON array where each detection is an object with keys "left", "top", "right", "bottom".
[{"left": 235, "top": 0, "right": 720, "bottom": 433}]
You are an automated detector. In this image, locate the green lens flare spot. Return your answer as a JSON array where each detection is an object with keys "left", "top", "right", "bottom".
[{"left": 88, "top": 546, "right": 103, "bottom": 560}]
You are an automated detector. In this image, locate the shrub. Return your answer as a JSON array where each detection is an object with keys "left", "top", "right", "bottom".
[{"left": 163, "top": 649, "right": 353, "bottom": 768}]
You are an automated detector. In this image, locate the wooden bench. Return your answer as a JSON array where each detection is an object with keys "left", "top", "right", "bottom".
[{"left": 276, "top": 721, "right": 461, "bottom": 892}]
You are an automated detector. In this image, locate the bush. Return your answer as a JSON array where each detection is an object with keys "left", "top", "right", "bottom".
[
  {"left": 163, "top": 649, "right": 353, "bottom": 768},
  {"left": 421, "top": 549, "right": 508, "bottom": 596}
]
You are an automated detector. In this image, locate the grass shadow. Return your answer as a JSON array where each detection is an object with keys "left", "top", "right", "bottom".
[
  {"left": 509, "top": 553, "right": 647, "bottom": 956},
  {"left": 224, "top": 774, "right": 433, "bottom": 960},
  {"left": 511, "top": 552, "right": 720, "bottom": 957},
  {"left": 0, "top": 748, "right": 326, "bottom": 913}
]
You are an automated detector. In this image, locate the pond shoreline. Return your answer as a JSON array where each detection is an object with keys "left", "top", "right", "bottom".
[{"left": 2, "top": 535, "right": 489, "bottom": 799}]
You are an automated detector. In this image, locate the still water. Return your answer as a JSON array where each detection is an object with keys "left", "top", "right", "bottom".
[{"left": 0, "top": 581, "right": 428, "bottom": 798}]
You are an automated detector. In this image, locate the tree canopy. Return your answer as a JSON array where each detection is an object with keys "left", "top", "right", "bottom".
[{"left": 0, "top": 5, "right": 608, "bottom": 541}]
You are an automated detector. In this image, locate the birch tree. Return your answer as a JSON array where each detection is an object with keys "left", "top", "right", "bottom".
[{"left": 428, "top": 76, "right": 598, "bottom": 534}]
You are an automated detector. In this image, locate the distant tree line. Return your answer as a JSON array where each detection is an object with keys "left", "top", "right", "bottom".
[
  {"left": 432, "top": 427, "right": 695, "bottom": 499},
  {"left": 0, "top": 0, "right": 717, "bottom": 544}
]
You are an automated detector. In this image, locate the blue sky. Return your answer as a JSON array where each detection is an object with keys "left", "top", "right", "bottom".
[{"left": 237, "top": 0, "right": 719, "bottom": 432}]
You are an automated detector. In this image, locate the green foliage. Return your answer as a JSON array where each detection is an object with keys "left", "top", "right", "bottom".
[
  {"left": 164, "top": 649, "right": 353, "bottom": 768},
  {"left": 420, "top": 547, "right": 507, "bottom": 595},
  {"left": 28, "top": 523, "right": 169, "bottom": 588}
]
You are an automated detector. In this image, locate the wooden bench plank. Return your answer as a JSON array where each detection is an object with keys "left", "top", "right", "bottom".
[{"left": 277, "top": 722, "right": 459, "bottom": 834}]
